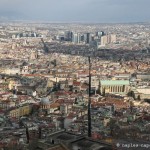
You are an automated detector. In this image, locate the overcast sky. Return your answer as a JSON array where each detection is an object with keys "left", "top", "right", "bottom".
[{"left": 0, "top": 0, "right": 149, "bottom": 23}]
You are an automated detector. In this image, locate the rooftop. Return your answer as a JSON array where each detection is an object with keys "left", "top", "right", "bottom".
[
  {"left": 38, "top": 131, "right": 112, "bottom": 150},
  {"left": 100, "top": 80, "right": 130, "bottom": 86}
]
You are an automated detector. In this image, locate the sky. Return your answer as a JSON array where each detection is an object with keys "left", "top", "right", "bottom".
[{"left": 0, "top": 0, "right": 149, "bottom": 23}]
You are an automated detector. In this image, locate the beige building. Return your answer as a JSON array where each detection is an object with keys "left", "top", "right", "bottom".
[
  {"left": 131, "top": 88, "right": 150, "bottom": 100},
  {"left": 8, "top": 79, "right": 20, "bottom": 90},
  {"left": 101, "top": 35, "right": 108, "bottom": 46},
  {"left": 3, "top": 68, "right": 20, "bottom": 75},
  {"left": 30, "top": 50, "right": 38, "bottom": 60},
  {"left": 110, "top": 34, "right": 116, "bottom": 43},
  {"left": 100, "top": 34, "right": 116, "bottom": 46},
  {"left": 9, "top": 104, "right": 31, "bottom": 118},
  {"left": 100, "top": 80, "right": 130, "bottom": 94}
]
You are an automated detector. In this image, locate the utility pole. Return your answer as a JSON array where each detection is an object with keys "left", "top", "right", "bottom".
[{"left": 88, "top": 56, "right": 91, "bottom": 137}]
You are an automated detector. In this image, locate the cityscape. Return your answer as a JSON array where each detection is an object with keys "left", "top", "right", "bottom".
[{"left": 0, "top": 0, "right": 150, "bottom": 150}]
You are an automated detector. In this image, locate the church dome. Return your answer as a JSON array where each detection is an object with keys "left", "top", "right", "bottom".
[
  {"left": 22, "top": 61, "right": 29, "bottom": 66},
  {"left": 41, "top": 97, "right": 50, "bottom": 105}
]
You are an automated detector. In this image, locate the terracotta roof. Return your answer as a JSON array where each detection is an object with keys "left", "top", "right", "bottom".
[
  {"left": 50, "top": 103, "right": 60, "bottom": 108},
  {"left": 81, "top": 84, "right": 88, "bottom": 89},
  {"left": 56, "top": 99, "right": 64, "bottom": 104},
  {"left": 92, "top": 98, "right": 129, "bottom": 109},
  {"left": 73, "top": 81, "right": 80, "bottom": 86},
  {"left": 22, "top": 74, "right": 42, "bottom": 77}
]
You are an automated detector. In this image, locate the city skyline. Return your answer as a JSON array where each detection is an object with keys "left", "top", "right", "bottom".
[
  {"left": 0, "top": 0, "right": 150, "bottom": 23},
  {"left": 0, "top": 12, "right": 150, "bottom": 149}
]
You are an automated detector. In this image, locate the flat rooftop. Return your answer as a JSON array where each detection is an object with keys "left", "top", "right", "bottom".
[{"left": 100, "top": 80, "right": 130, "bottom": 86}]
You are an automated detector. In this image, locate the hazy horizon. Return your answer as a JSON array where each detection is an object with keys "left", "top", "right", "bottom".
[{"left": 0, "top": 0, "right": 149, "bottom": 23}]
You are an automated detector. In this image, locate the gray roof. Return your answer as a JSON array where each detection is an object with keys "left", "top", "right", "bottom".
[{"left": 41, "top": 97, "right": 50, "bottom": 105}]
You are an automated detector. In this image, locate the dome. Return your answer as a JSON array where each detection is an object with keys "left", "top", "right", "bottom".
[
  {"left": 13, "top": 94, "right": 18, "bottom": 99},
  {"left": 41, "top": 97, "right": 50, "bottom": 105},
  {"left": 130, "top": 77, "right": 136, "bottom": 82},
  {"left": 22, "top": 61, "right": 29, "bottom": 66}
]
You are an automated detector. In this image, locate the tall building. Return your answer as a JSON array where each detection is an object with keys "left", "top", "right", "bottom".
[
  {"left": 72, "top": 33, "right": 81, "bottom": 44},
  {"left": 64, "top": 31, "right": 72, "bottom": 41},
  {"left": 110, "top": 34, "right": 117, "bottom": 43},
  {"left": 107, "top": 34, "right": 117, "bottom": 44},
  {"left": 86, "top": 33, "right": 92, "bottom": 44},
  {"left": 100, "top": 34, "right": 116, "bottom": 46},
  {"left": 83, "top": 33, "right": 87, "bottom": 43},
  {"left": 101, "top": 35, "right": 108, "bottom": 46},
  {"left": 96, "top": 31, "right": 105, "bottom": 37},
  {"left": 80, "top": 35, "right": 84, "bottom": 42}
]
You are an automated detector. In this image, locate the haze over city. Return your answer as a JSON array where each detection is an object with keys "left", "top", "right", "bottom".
[{"left": 0, "top": 0, "right": 150, "bottom": 23}]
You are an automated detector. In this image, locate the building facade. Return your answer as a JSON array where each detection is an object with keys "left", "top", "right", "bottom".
[{"left": 100, "top": 80, "right": 130, "bottom": 95}]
